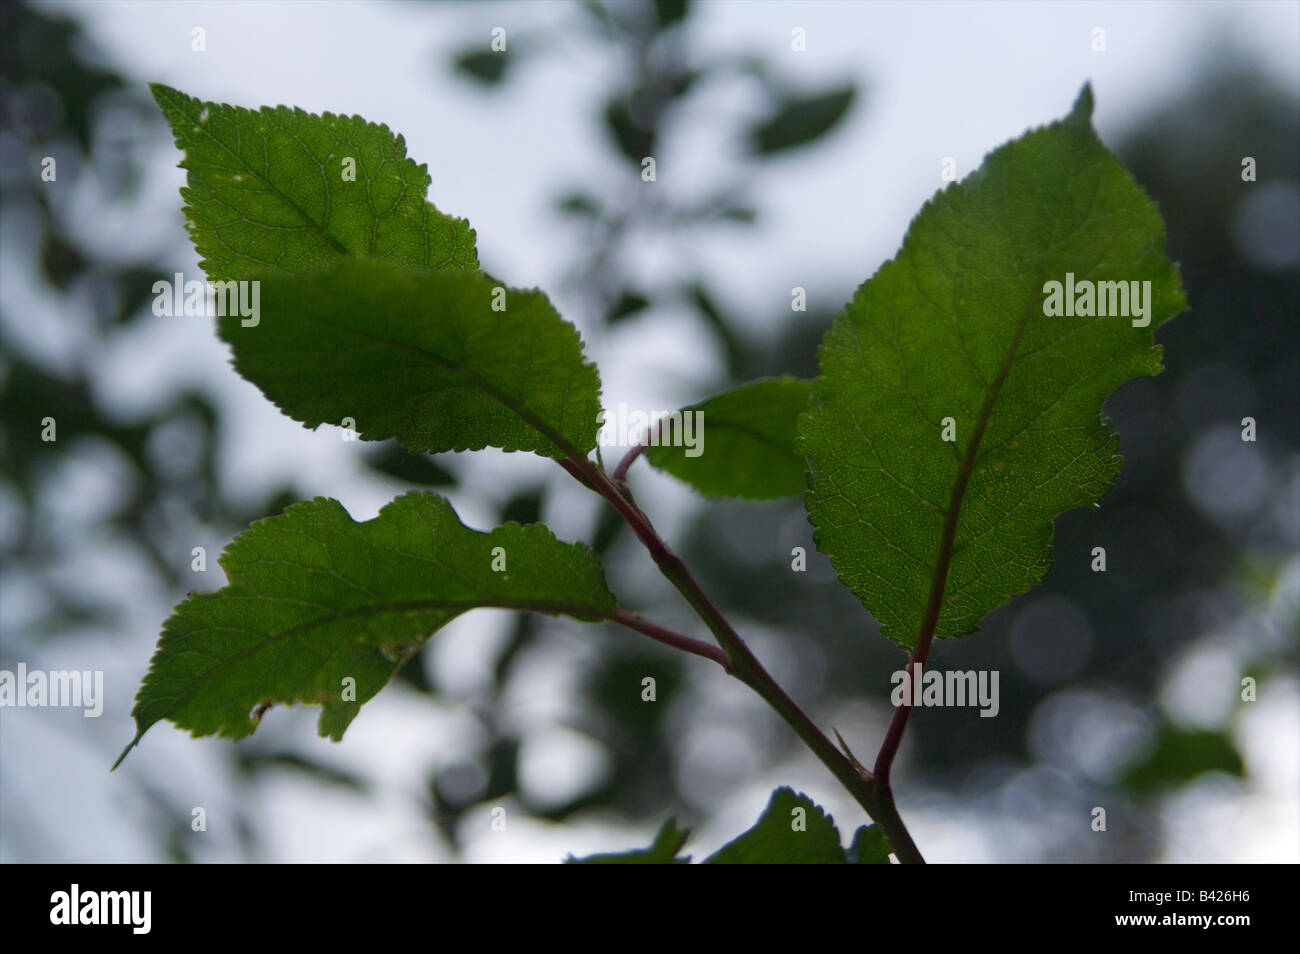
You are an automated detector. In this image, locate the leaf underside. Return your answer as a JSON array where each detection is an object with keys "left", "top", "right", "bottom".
[
  {"left": 153, "top": 84, "right": 602, "bottom": 460},
  {"left": 117, "top": 493, "right": 615, "bottom": 766},
  {"left": 644, "top": 377, "right": 813, "bottom": 499},
  {"left": 224, "top": 259, "right": 603, "bottom": 458},
  {"left": 125, "top": 86, "right": 613, "bottom": 767},
  {"left": 703, "top": 787, "right": 849, "bottom": 863},
  {"left": 798, "top": 84, "right": 1186, "bottom": 650},
  {"left": 566, "top": 819, "right": 692, "bottom": 864},
  {"left": 150, "top": 83, "right": 478, "bottom": 279},
  {"left": 566, "top": 787, "right": 891, "bottom": 864}
]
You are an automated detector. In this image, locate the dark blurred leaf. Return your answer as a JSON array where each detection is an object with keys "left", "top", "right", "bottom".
[
  {"left": 728, "top": 54, "right": 771, "bottom": 81},
  {"left": 652, "top": 0, "right": 690, "bottom": 29},
  {"left": 493, "top": 613, "right": 538, "bottom": 686},
  {"left": 247, "top": 486, "right": 301, "bottom": 524},
  {"left": 500, "top": 485, "right": 545, "bottom": 525},
  {"left": 687, "top": 281, "right": 748, "bottom": 379},
  {"left": 0, "top": 4, "right": 123, "bottom": 152},
  {"left": 40, "top": 230, "right": 89, "bottom": 288},
  {"left": 578, "top": 0, "right": 619, "bottom": 36},
  {"left": 715, "top": 205, "right": 758, "bottom": 224},
  {"left": 674, "top": 197, "right": 758, "bottom": 227},
  {"left": 18, "top": 601, "right": 119, "bottom": 640},
  {"left": 431, "top": 760, "right": 488, "bottom": 821},
  {"left": 115, "top": 266, "right": 169, "bottom": 325},
  {"left": 748, "top": 84, "right": 857, "bottom": 155},
  {"left": 1124, "top": 726, "right": 1245, "bottom": 794},
  {"left": 365, "top": 441, "right": 456, "bottom": 488},
  {"left": 589, "top": 504, "right": 625, "bottom": 554},
  {"left": 608, "top": 289, "right": 650, "bottom": 324},
  {"left": 583, "top": 648, "right": 685, "bottom": 728},
  {"left": 0, "top": 352, "right": 150, "bottom": 486},
  {"left": 604, "top": 96, "right": 655, "bottom": 163},
  {"left": 556, "top": 191, "right": 603, "bottom": 218},
  {"left": 237, "top": 751, "right": 370, "bottom": 793},
  {"left": 452, "top": 48, "right": 509, "bottom": 86},
  {"left": 566, "top": 818, "right": 691, "bottom": 863},
  {"left": 392, "top": 658, "right": 435, "bottom": 695},
  {"left": 483, "top": 736, "right": 521, "bottom": 802},
  {"left": 747, "top": 307, "right": 833, "bottom": 379},
  {"left": 430, "top": 735, "right": 522, "bottom": 841},
  {"left": 575, "top": 647, "right": 683, "bottom": 814},
  {"left": 666, "top": 68, "right": 701, "bottom": 100}
]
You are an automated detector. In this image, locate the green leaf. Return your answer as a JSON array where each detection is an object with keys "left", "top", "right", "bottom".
[
  {"left": 222, "top": 257, "right": 603, "bottom": 458},
  {"left": 652, "top": 0, "right": 691, "bottom": 29},
  {"left": 452, "top": 48, "right": 510, "bottom": 86},
  {"left": 566, "top": 819, "right": 691, "bottom": 864},
  {"left": 687, "top": 281, "right": 748, "bottom": 378},
  {"left": 567, "top": 787, "right": 886, "bottom": 864},
  {"left": 798, "top": 84, "right": 1186, "bottom": 650},
  {"left": 845, "top": 824, "right": 892, "bottom": 864},
  {"left": 703, "top": 787, "right": 848, "bottom": 863},
  {"left": 645, "top": 377, "right": 812, "bottom": 499},
  {"left": 150, "top": 83, "right": 477, "bottom": 280},
  {"left": 1123, "top": 726, "right": 1245, "bottom": 794},
  {"left": 604, "top": 95, "right": 654, "bottom": 165},
  {"left": 364, "top": 441, "right": 456, "bottom": 488},
  {"left": 748, "top": 84, "right": 856, "bottom": 155},
  {"left": 115, "top": 492, "right": 616, "bottom": 767},
  {"left": 556, "top": 191, "right": 602, "bottom": 218},
  {"left": 607, "top": 289, "right": 651, "bottom": 324}
]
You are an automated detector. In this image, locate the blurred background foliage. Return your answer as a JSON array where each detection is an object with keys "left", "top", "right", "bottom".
[{"left": 1, "top": 0, "right": 1295, "bottom": 862}]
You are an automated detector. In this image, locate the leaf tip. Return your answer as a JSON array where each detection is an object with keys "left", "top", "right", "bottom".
[
  {"left": 1069, "top": 82, "right": 1095, "bottom": 124},
  {"left": 147, "top": 82, "right": 183, "bottom": 107},
  {"left": 111, "top": 727, "right": 144, "bottom": 771}
]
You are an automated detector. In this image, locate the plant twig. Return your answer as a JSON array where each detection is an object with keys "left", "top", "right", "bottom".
[
  {"left": 611, "top": 416, "right": 667, "bottom": 488},
  {"left": 873, "top": 307, "right": 1029, "bottom": 792},
  {"left": 560, "top": 453, "right": 926, "bottom": 863},
  {"left": 872, "top": 638, "right": 934, "bottom": 785},
  {"left": 612, "top": 441, "right": 650, "bottom": 487},
  {"left": 833, "top": 727, "right": 871, "bottom": 780},
  {"left": 606, "top": 607, "right": 730, "bottom": 669}
]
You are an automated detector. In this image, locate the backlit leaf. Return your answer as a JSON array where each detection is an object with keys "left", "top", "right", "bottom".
[
  {"left": 645, "top": 377, "right": 812, "bottom": 499},
  {"left": 151, "top": 83, "right": 477, "bottom": 279},
  {"left": 798, "top": 85, "right": 1186, "bottom": 650},
  {"left": 223, "top": 258, "right": 603, "bottom": 459},
  {"left": 116, "top": 493, "right": 616, "bottom": 766}
]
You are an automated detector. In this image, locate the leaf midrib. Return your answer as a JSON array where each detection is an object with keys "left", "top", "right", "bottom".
[
  {"left": 234, "top": 302, "right": 591, "bottom": 461},
  {"left": 911, "top": 162, "right": 1091, "bottom": 647},
  {"left": 146, "top": 596, "right": 613, "bottom": 716},
  {"left": 660, "top": 416, "right": 792, "bottom": 457}
]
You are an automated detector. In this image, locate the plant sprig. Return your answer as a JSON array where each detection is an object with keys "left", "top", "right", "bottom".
[{"left": 120, "top": 82, "right": 1185, "bottom": 864}]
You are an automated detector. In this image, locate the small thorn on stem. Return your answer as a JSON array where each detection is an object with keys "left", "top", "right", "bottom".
[{"left": 834, "top": 727, "right": 872, "bottom": 781}]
